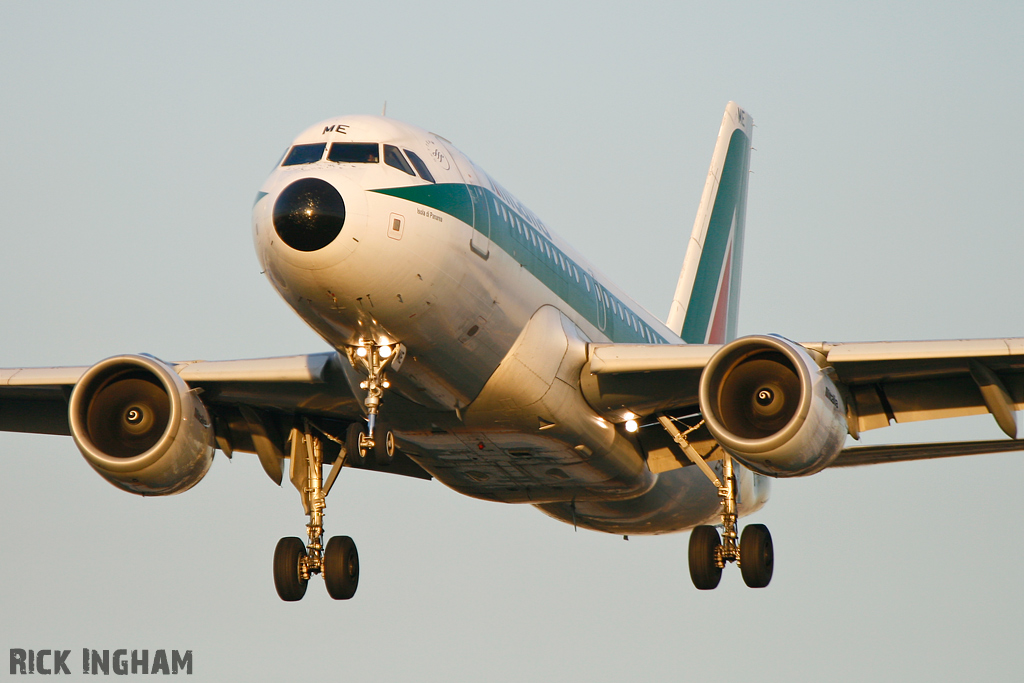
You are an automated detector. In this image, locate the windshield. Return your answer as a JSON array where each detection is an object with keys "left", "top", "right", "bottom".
[
  {"left": 404, "top": 149, "right": 436, "bottom": 183},
  {"left": 281, "top": 143, "right": 326, "bottom": 166},
  {"left": 384, "top": 144, "right": 415, "bottom": 176},
  {"left": 328, "top": 142, "right": 380, "bottom": 163}
]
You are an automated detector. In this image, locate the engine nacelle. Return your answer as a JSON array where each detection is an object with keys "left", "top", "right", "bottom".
[
  {"left": 699, "top": 335, "right": 847, "bottom": 477},
  {"left": 69, "top": 355, "right": 215, "bottom": 495}
]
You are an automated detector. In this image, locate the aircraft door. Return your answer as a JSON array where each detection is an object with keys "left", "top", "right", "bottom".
[
  {"left": 433, "top": 137, "right": 490, "bottom": 259},
  {"left": 467, "top": 185, "right": 490, "bottom": 258},
  {"left": 593, "top": 279, "right": 608, "bottom": 331}
]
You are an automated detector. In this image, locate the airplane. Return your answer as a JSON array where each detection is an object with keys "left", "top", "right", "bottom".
[{"left": 3, "top": 102, "right": 1022, "bottom": 601}]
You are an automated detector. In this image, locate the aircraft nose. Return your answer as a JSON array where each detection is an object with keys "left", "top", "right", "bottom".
[{"left": 272, "top": 178, "right": 346, "bottom": 252}]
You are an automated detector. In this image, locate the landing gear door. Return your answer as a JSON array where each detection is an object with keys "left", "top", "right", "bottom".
[{"left": 431, "top": 136, "right": 490, "bottom": 259}]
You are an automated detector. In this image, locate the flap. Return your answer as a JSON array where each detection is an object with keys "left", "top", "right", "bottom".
[{"left": 831, "top": 439, "right": 1024, "bottom": 467}]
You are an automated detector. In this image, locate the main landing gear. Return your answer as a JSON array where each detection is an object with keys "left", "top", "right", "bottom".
[
  {"left": 273, "top": 420, "right": 360, "bottom": 601},
  {"left": 657, "top": 416, "right": 774, "bottom": 590},
  {"left": 274, "top": 342, "right": 400, "bottom": 602}
]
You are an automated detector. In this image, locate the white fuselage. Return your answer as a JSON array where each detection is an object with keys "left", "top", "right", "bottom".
[{"left": 252, "top": 115, "right": 769, "bottom": 534}]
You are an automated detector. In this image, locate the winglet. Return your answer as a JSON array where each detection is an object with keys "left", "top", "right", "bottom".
[{"left": 666, "top": 102, "right": 753, "bottom": 344}]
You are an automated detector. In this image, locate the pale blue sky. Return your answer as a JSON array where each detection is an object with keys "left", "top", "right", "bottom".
[{"left": 1, "top": 2, "right": 1022, "bottom": 681}]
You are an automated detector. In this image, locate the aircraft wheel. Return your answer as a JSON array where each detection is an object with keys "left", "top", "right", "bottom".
[
  {"left": 274, "top": 537, "right": 308, "bottom": 601},
  {"left": 739, "top": 524, "right": 774, "bottom": 588},
  {"left": 324, "top": 535, "right": 359, "bottom": 600},
  {"left": 345, "top": 423, "right": 366, "bottom": 467},
  {"left": 374, "top": 429, "right": 396, "bottom": 466},
  {"left": 689, "top": 525, "right": 722, "bottom": 590}
]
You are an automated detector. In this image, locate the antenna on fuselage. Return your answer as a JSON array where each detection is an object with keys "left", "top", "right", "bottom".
[{"left": 382, "top": 101, "right": 387, "bottom": 116}]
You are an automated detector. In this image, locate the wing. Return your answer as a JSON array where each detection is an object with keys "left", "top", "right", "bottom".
[
  {"left": 581, "top": 336, "right": 1024, "bottom": 470},
  {"left": 0, "top": 352, "right": 432, "bottom": 481}
]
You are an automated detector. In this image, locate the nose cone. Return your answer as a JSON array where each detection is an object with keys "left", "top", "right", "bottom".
[{"left": 273, "top": 178, "right": 346, "bottom": 252}]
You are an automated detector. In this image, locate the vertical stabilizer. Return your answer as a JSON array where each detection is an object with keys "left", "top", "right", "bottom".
[{"left": 666, "top": 102, "right": 753, "bottom": 344}]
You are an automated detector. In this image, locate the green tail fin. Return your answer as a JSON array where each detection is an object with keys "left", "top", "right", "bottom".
[{"left": 666, "top": 102, "right": 753, "bottom": 344}]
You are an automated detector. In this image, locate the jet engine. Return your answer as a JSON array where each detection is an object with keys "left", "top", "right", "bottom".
[
  {"left": 699, "top": 335, "right": 848, "bottom": 477},
  {"left": 68, "top": 355, "right": 215, "bottom": 495}
]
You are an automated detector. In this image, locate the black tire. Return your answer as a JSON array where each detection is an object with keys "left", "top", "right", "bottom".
[
  {"left": 740, "top": 524, "right": 774, "bottom": 588},
  {"left": 345, "top": 423, "right": 366, "bottom": 467},
  {"left": 374, "top": 429, "right": 396, "bottom": 466},
  {"left": 323, "top": 535, "right": 359, "bottom": 600},
  {"left": 274, "top": 537, "right": 308, "bottom": 601},
  {"left": 689, "top": 525, "right": 722, "bottom": 590}
]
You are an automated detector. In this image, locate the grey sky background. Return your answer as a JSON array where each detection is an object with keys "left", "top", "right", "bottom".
[{"left": 1, "top": 2, "right": 1022, "bottom": 680}]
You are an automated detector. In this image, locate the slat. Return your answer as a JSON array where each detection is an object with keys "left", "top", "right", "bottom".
[
  {"left": 0, "top": 353, "right": 335, "bottom": 387},
  {"left": 176, "top": 353, "right": 334, "bottom": 383},
  {"left": 1, "top": 367, "right": 88, "bottom": 386},
  {"left": 821, "top": 339, "right": 1024, "bottom": 363},
  {"left": 588, "top": 344, "right": 719, "bottom": 374}
]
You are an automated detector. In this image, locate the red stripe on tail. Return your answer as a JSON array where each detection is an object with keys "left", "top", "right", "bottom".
[{"left": 707, "top": 244, "right": 732, "bottom": 344}]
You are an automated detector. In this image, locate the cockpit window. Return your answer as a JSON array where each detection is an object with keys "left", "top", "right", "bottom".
[
  {"left": 384, "top": 144, "right": 416, "bottom": 176},
  {"left": 403, "top": 149, "right": 436, "bottom": 183},
  {"left": 328, "top": 142, "right": 380, "bottom": 163},
  {"left": 281, "top": 143, "right": 327, "bottom": 166}
]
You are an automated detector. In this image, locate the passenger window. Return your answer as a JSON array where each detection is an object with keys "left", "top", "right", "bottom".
[
  {"left": 328, "top": 143, "right": 380, "bottom": 163},
  {"left": 282, "top": 143, "right": 326, "bottom": 166},
  {"left": 404, "top": 149, "right": 436, "bottom": 183},
  {"left": 384, "top": 145, "right": 416, "bottom": 176}
]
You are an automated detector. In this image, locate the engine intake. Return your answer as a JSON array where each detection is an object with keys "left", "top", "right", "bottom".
[
  {"left": 699, "top": 335, "right": 848, "bottom": 477},
  {"left": 69, "top": 355, "right": 215, "bottom": 495}
]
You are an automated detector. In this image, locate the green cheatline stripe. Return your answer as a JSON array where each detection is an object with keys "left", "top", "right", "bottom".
[
  {"left": 680, "top": 129, "right": 750, "bottom": 344},
  {"left": 373, "top": 184, "right": 669, "bottom": 344},
  {"left": 375, "top": 184, "right": 474, "bottom": 226}
]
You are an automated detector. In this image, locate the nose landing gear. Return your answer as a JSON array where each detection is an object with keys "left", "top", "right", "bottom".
[
  {"left": 345, "top": 342, "right": 399, "bottom": 465},
  {"left": 273, "top": 420, "right": 360, "bottom": 601},
  {"left": 657, "top": 415, "right": 774, "bottom": 589}
]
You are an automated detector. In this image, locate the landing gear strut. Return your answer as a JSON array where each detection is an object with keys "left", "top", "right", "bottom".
[
  {"left": 345, "top": 342, "right": 399, "bottom": 464},
  {"left": 273, "top": 420, "right": 359, "bottom": 601},
  {"left": 657, "top": 415, "right": 774, "bottom": 589}
]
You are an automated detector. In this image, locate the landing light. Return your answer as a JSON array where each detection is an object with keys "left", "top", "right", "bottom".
[
  {"left": 356, "top": 346, "right": 368, "bottom": 358},
  {"left": 379, "top": 345, "right": 393, "bottom": 359},
  {"left": 625, "top": 419, "right": 639, "bottom": 433}
]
